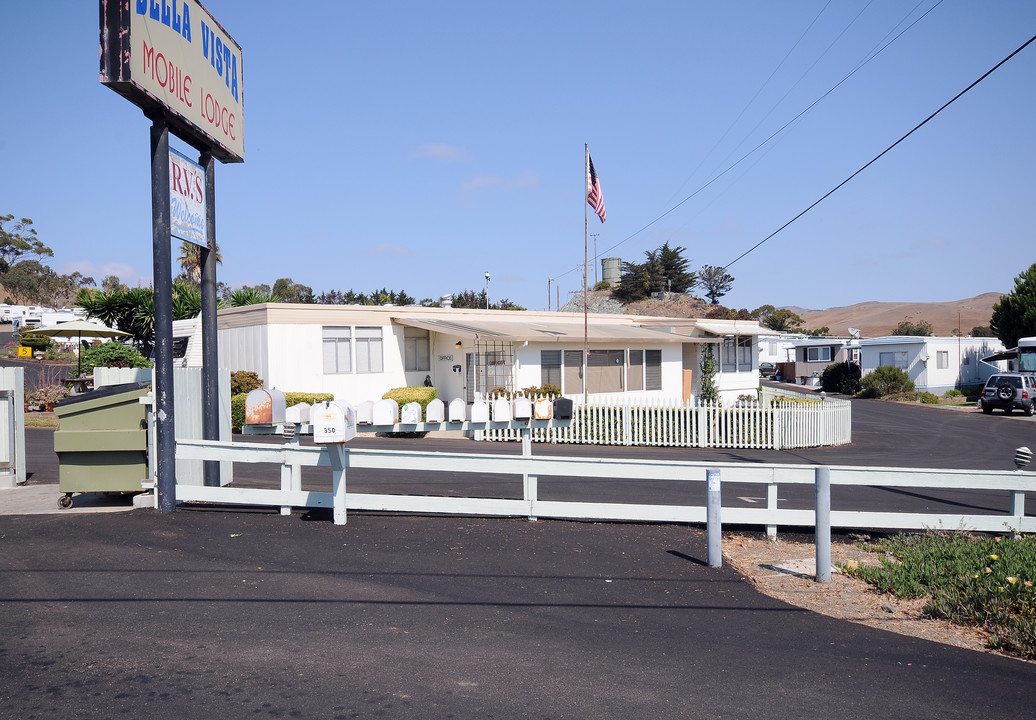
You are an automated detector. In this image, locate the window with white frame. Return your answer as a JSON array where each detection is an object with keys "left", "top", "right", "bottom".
[
  {"left": 806, "top": 346, "right": 832, "bottom": 362},
  {"left": 322, "top": 327, "right": 352, "bottom": 374},
  {"left": 404, "top": 327, "right": 430, "bottom": 372},
  {"left": 355, "top": 327, "right": 383, "bottom": 373},
  {"left": 936, "top": 350, "right": 948, "bottom": 370},
  {"left": 878, "top": 351, "right": 908, "bottom": 370}
]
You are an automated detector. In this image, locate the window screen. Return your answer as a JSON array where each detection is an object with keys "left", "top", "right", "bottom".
[
  {"left": 645, "top": 350, "right": 661, "bottom": 391},
  {"left": 628, "top": 350, "right": 644, "bottom": 391},
  {"left": 404, "top": 327, "right": 430, "bottom": 372},
  {"left": 541, "top": 350, "right": 561, "bottom": 388}
]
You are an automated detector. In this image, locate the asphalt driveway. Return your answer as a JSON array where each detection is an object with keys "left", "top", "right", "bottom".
[{"left": 2, "top": 508, "right": 1035, "bottom": 719}]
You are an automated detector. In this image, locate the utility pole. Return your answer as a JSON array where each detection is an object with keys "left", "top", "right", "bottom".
[{"left": 548, "top": 277, "right": 553, "bottom": 312}]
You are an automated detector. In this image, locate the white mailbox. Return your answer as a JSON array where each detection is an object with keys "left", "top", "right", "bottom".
[
  {"left": 470, "top": 400, "right": 489, "bottom": 423},
  {"left": 372, "top": 398, "right": 399, "bottom": 425},
  {"left": 513, "top": 397, "right": 532, "bottom": 420},
  {"left": 245, "top": 388, "right": 286, "bottom": 425},
  {"left": 312, "top": 401, "right": 356, "bottom": 444},
  {"left": 448, "top": 398, "right": 466, "bottom": 423},
  {"left": 284, "top": 402, "right": 311, "bottom": 424},
  {"left": 355, "top": 400, "right": 374, "bottom": 425},
  {"left": 533, "top": 398, "right": 553, "bottom": 420},
  {"left": 426, "top": 398, "right": 445, "bottom": 423},
  {"left": 400, "top": 401, "right": 422, "bottom": 424},
  {"left": 492, "top": 398, "right": 512, "bottom": 422}
]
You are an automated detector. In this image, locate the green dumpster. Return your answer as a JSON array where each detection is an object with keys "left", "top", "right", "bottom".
[{"left": 53, "top": 382, "right": 151, "bottom": 509}]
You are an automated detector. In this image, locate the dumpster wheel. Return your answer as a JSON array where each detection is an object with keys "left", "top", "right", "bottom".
[{"left": 58, "top": 493, "right": 73, "bottom": 509}]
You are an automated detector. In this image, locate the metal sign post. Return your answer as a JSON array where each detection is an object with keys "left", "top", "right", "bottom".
[{"left": 150, "top": 119, "right": 176, "bottom": 513}]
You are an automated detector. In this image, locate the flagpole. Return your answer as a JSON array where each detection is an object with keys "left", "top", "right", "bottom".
[{"left": 583, "top": 144, "right": 589, "bottom": 404}]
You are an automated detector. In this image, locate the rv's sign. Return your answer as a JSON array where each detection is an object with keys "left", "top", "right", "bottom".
[
  {"left": 101, "top": 0, "right": 245, "bottom": 163},
  {"left": 169, "top": 148, "right": 207, "bottom": 245}
]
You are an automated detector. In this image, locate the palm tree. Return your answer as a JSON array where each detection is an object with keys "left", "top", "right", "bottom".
[
  {"left": 230, "top": 287, "right": 280, "bottom": 306},
  {"left": 177, "top": 240, "right": 222, "bottom": 285}
]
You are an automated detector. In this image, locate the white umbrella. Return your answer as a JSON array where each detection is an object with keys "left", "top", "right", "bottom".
[{"left": 23, "top": 320, "right": 130, "bottom": 375}]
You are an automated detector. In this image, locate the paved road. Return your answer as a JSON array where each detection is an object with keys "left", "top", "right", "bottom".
[
  {"left": 3, "top": 509, "right": 1035, "bottom": 719},
  {"left": 4, "top": 396, "right": 1036, "bottom": 717}
]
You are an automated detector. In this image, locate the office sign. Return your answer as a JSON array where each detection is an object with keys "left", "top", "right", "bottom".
[
  {"left": 101, "top": 0, "right": 245, "bottom": 163},
  {"left": 169, "top": 148, "right": 207, "bottom": 245}
]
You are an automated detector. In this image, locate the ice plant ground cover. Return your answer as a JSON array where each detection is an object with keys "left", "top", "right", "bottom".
[{"left": 842, "top": 532, "right": 1036, "bottom": 660}]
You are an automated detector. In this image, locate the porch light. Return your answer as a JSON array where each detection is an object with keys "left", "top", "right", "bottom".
[{"left": 455, "top": 340, "right": 463, "bottom": 350}]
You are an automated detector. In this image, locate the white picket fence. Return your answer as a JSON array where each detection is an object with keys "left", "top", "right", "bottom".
[{"left": 480, "top": 393, "right": 851, "bottom": 449}]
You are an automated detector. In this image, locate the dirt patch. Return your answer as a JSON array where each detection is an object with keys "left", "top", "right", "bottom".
[{"left": 722, "top": 533, "right": 1019, "bottom": 659}]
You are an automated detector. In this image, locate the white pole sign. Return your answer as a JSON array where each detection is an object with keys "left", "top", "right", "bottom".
[{"left": 169, "top": 148, "right": 207, "bottom": 246}]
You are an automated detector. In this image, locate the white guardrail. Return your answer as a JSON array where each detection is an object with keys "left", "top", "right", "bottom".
[{"left": 174, "top": 433, "right": 1034, "bottom": 534}]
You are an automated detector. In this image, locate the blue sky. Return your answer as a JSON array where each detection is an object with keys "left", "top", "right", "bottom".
[{"left": 2, "top": 1, "right": 1033, "bottom": 313}]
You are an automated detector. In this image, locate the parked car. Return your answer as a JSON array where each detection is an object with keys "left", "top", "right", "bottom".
[
  {"left": 978, "top": 373, "right": 1036, "bottom": 415},
  {"left": 758, "top": 362, "right": 777, "bottom": 379}
]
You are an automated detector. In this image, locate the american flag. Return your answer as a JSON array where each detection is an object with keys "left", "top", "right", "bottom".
[{"left": 586, "top": 154, "right": 606, "bottom": 223}]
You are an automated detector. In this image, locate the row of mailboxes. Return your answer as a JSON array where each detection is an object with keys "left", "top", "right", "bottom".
[{"left": 246, "top": 390, "right": 574, "bottom": 428}]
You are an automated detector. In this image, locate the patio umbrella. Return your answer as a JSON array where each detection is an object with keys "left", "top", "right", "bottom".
[{"left": 23, "top": 320, "right": 131, "bottom": 375}]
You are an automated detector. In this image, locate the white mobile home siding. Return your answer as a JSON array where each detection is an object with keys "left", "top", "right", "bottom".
[{"left": 859, "top": 337, "right": 1005, "bottom": 393}]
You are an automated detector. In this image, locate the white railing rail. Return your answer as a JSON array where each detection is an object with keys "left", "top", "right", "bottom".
[
  {"left": 174, "top": 439, "right": 1033, "bottom": 534},
  {"left": 479, "top": 393, "right": 851, "bottom": 449}
]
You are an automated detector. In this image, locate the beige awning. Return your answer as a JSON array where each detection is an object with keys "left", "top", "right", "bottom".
[
  {"left": 393, "top": 316, "right": 707, "bottom": 343},
  {"left": 691, "top": 321, "right": 773, "bottom": 337}
]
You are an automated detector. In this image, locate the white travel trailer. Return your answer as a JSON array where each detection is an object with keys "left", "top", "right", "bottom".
[{"left": 171, "top": 315, "right": 204, "bottom": 368}]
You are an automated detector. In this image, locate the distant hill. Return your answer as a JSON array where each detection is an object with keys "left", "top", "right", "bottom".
[
  {"left": 561, "top": 290, "right": 1003, "bottom": 339},
  {"left": 795, "top": 293, "right": 1002, "bottom": 338}
]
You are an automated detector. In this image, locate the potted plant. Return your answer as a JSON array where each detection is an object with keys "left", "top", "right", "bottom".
[{"left": 29, "top": 384, "right": 70, "bottom": 412}]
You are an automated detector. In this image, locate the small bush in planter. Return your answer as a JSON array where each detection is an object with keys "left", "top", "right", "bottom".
[{"left": 79, "top": 342, "right": 151, "bottom": 375}]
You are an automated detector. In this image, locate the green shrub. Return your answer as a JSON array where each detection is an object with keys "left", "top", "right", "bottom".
[
  {"left": 859, "top": 366, "right": 914, "bottom": 397},
  {"left": 943, "top": 389, "right": 963, "bottom": 398},
  {"left": 961, "top": 384, "right": 984, "bottom": 399},
  {"left": 843, "top": 533, "right": 1036, "bottom": 661},
  {"left": 768, "top": 396, "right": 821, "bottom": 407},
  {"left": 19, "top": 332, "right": 51, "bottom": 350},
  {"left": 919, "top": 391, "right": 939, "bottom": 404},
  {"left": 230, "top": 370, "right": 263, "bottom": 395},
  {"left": 820, "top": 361, "right": 861, "bottom": 395},
  {"left": 285, "top": 392, "right": 334, "bottom": 407},
  {"left": 79, "top": 342, "right": 151, "bottom": 375},
  {"left": 382, "top": 386, "right": 437, "bottom": 414},
  {"left": 231, "top": 393, "right": 246, "bottom": 429}
]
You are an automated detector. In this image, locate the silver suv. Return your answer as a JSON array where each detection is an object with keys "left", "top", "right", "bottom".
[{"left": 979, "top": 373, "right": 1036, "bottom": 416}]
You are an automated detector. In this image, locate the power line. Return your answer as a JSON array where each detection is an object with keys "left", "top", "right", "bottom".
[
  {"left": 551, "top": 1, "right": 943, "bottom": 284},
  {"left": 723, "top": 31, "right": 1036, "bottom": 270}
]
